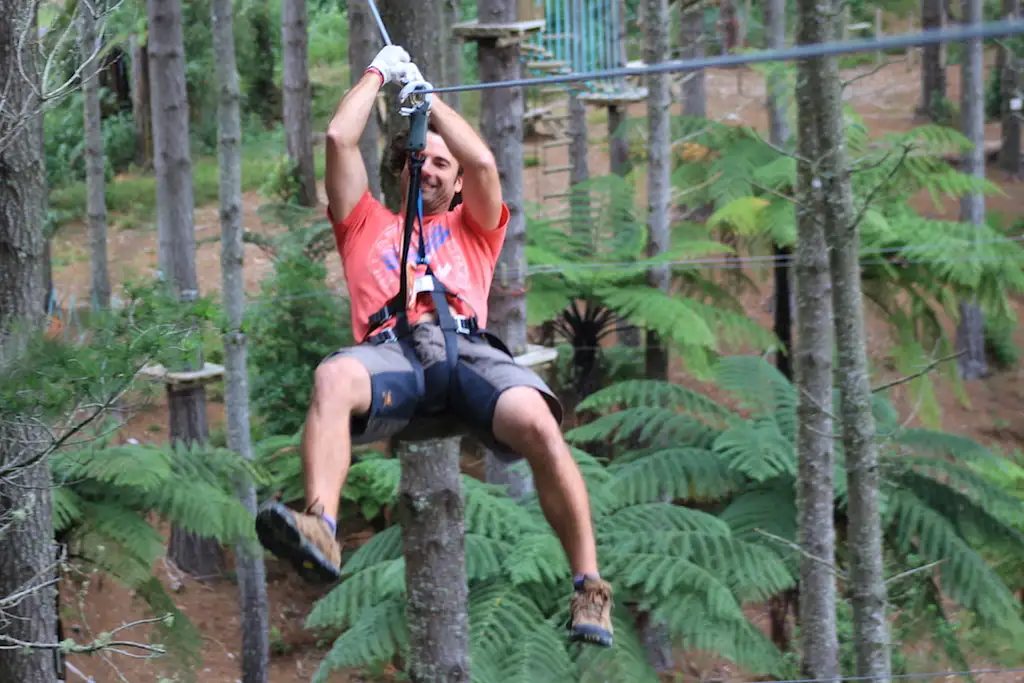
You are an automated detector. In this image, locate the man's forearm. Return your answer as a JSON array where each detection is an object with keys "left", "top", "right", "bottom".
[
  {"left": 327, "top": 70, "right": 383, "bottom": 147},
  {"left": 428, "top": 97, "right": 496, "bottom": 170}
]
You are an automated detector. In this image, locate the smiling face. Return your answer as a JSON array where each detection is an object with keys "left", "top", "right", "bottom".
[{"left": 398, "top": 131, "right": 463, "bottom": 215}]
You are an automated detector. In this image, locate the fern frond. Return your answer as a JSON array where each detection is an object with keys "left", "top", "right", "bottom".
[
  {"left": 306, "top": 557, "right": 405, "bottom": 631},
  {"left": 490, "top": 624, "right": 576, "bottom": 683},
  {"left": 575, "top": 378, "right": 736, "bottom": 422},
  {"left": 604, "top": 446, "right": 740, "bottom": 504},
  {"left": 714, "top": 419, "right": 796, "bottom": 483},
  {"left": 576, "top": 607, "right": 661, "bottom": 683},
  {"left": 469, "top": 579, "right": 553, "bottom": 659},
  {"left": 311, "top": 596, "right": 408, "bottom": 682}
]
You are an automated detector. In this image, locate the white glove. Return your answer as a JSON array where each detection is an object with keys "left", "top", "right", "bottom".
[
  {"left": 393, "top": 61, "right": 424, "bottom": 86},
  {"left": 366, "top": 45, "right": 411, "bottom": 85}
]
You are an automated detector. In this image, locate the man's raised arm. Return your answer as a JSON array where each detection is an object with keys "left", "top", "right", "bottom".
[
  {"left": 325, "top": 46, "right": 412, "bottom": 223},
  {"left": 426, "top": 97, "right": 504, "bottom": 232}
]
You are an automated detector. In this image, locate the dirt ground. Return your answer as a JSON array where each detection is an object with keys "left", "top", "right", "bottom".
[{"left": 51, "top": 55, "right": 1024, "bottom": 683}]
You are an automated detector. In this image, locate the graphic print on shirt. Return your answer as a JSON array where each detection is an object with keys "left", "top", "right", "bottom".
[{"left": 367, "top": 217, "right": 471, "bottom": 306}]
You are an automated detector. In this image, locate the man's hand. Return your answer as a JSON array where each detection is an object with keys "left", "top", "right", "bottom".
[{"left": 366, "top": 45, "right": 412, "bottom": 85}]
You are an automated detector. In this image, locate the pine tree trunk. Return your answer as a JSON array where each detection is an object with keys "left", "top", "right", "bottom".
[
  {"left": 395, "top": 438, "right": 470, "bottom": 683},
  {"left": 282, "top": 0, "right": 317, "bottom": 207},
  {"left": 645, "top": 0, "right": 671, "bottom": 381},
  {"left": 130, "top": 33, "right": 153, "bottom": 168},
  {"left": 0, "top": 3, "right": 60, "bottom": 680},
  {"left": 81, "top": 3, "right": 111, "bottom": 309},
  {"left": 792, "top": 13, "right": 840, "bottom": 670},
  {"left": 211, "top": 0, "right": 271, "bottom": 679},
  {"left": 999, "top": 0, "right": 1021, "bottom": 176},
  {"left": 918, "top": 0, "right": 947, "bottom": 121},
  {"left": 955, "top": 0, "right": 988, "bottom": 381},
  {"left": 568, "top": 90, "right": 589, "bottom": 235},
  {"left": 348, "top": 0, "right": 383, "bottom": 200},
  {"left": 378, "top": 0, "right": 445, "bottom": 211},
  {"left": 149, "top": 0, "right": 223, "bottom": 579},
  {"left": 798, "top": 0, "right": 891, "bottom": 675},
  {"left": 477, "top": 0, "right": 535, "bottom": 497},
  {"left": 442, "top": 0, "right": 462, "bottom": 113},
  {"left": 250, "top": 0, "right": 279, "bottom": 127},
  {"left": 680, "top": 8, "right": 707, "bottom": 118}
]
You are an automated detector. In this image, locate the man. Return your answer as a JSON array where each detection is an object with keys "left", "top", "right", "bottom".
[{"left": 254, "top": 45, "right": 613, "bottom": 647}]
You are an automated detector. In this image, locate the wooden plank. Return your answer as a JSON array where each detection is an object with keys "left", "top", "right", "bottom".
[
  {"left": 578, "top": 88, "right": 650, "bottom": 106},
  {"left": 451, "top": 19, "right": 546, "bottom": 43},
  {"left": 137, "top": 362, "right": 225, "bottom": 386}
]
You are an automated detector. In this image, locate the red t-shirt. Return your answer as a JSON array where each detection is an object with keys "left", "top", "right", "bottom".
[{"left": 329, "top": 191, "right": 510, "bottom": 343}]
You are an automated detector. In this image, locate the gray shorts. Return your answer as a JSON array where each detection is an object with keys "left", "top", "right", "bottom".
[{"left": 322, "top": 323, "right": 562, "bottom": 461}]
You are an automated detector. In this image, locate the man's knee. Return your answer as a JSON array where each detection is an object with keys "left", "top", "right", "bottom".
[
  {"left": 493, "top": 386, "right": 564, "bottom": 455},
  {"left": 312, "top": 355, "right": 372, "bottom": 414}
]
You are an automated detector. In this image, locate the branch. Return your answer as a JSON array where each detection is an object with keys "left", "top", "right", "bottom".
[
  {"left": 849, "top": 143, "right": 913, "bottom": 230},
  {"left": 0, "top": 615, "right": 170, "bottom": 657},
  {"left": 754, "top": 528, "right": 847, "bottom": 581},
  {"left": 871, "top": 350, "right": 964, "bottom": 394},
  {"left": 841, "top": 57, "right": 906, "bottom": 91}
]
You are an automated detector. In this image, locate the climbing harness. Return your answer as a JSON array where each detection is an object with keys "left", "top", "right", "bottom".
[{"left": 361, "top": 78, "right": 511, "bottom": 415}]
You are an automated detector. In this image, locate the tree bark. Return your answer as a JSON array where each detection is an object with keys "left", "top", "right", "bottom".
[
  {"left": 282, "top": 0, "right": 318, "bottom": 207},
  {"left": 442, "top": 0, "right": 462, "bottom": 113},
  {"left": 797, "top": 0, "right": 891, "bottom": 676},
  {"left": 379, "top": 0, "right": 444, "bottom": 211},
  {"left": 680, "top": 3, "right": 707, "bottom": 118},
  {"left": 793, "top": 0, "right": 843, "bottom": 678},
  {"left": 0, "top": 3, "right": 60, "bottom": 681},
  {"left": 395, "top": 438, "right": 470, "bottom": 683},
  {"left": 211, "top": 0, "right": 271, "bottom": 679},
  {"left": 955, "top": 0, "right": 988, "bottom": 381},
  {"left": 918, "top": 0, "right": 947, "bottom": 121},
  {"left": 348, "top": 0, "right": 383, "bottom": 200},
  {"left": 645, "top": 0, "right": 671, "bottom": 381},
  {"left": 999, "top": 0, "right": 1021, "bottom": 176},
  {"left": 568, "top": 89, "right": 589, "bottom": 236},
  {"left": 80, "top": 3, "right": 111, "bottom": 309},
  {"left": 477, "top": 0, "right": 534, "bottom": 497},
  {"left": 130, "top": 33, "right": 153, "bottom": 168},
  {"left": 149, "top": 0, "right": 223, "bottom": 579}
]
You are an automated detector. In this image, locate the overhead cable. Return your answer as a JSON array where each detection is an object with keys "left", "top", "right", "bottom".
[{"left": 420, "top": 19, "right": 1024, "bottom": 95}]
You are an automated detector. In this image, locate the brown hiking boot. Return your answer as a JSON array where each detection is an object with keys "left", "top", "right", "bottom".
[
  {"left": 255, "top": 499, "right": 342, "bottom": 583},
  {"left": 568, "top": 576, "right": 614, "bottom": 647}
]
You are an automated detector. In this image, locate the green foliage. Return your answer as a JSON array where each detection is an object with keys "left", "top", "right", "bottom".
[
  {"left": 44, "top": 91, "right": 139, "bottom": 189},
  {"left": 305, "top": 443, "right": 792, "bottom": 683},
  {"left": 525, "top": 172, "right": 777, "bottom": 395},
  {"left": 1, "top": 279, "right": 257, "bottom": 679},
  {"left": 244, "top": 203, "right": 354, "bottom": 437},
  {"left": 653, "top": 108, "right": 1024, "bottom": 425},
  {"left": 569, "top": 355, "right": 1024, "bottom": 673}
]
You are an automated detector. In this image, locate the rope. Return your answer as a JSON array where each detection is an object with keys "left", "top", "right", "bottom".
[
  {"left": 421, "top": 19, "right": 1024, "bottom": 95},
  {"left": 730, "top": 666, "right": 1024, "bottom": 683}
]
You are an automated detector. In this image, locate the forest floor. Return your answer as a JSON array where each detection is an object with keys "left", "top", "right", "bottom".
[{"left": 50, "top": 55, "right": 1024, "bottom": 683}]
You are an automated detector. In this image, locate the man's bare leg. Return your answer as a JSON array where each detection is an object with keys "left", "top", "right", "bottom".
[
  {"left": 256, "top": 355, "right": 373, "bottom": 582},
  {"left": 491, "top": 386, "right": 613, "bottom": 647}
]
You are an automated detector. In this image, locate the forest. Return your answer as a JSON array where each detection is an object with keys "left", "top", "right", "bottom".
[{"left": 2, "top": 0, "right": 1024, "bottom": 681}]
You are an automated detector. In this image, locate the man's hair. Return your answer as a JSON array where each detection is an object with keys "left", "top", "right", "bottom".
[{"left": 386, "top": 121, "right": 463, "bottom": 210}]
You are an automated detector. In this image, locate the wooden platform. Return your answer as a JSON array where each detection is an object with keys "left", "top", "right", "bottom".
[
  {"left": 579, "top": 88, "right": 650, "bottom": 106},
  {"left": 137, "top": 362, "right": 225, "bottom": 389},
  {"left": 392, "top": 343, "right": 558, "bottom": 444},
  {"left": 451, "top": 19, "right": 546, "bottom": 46}
]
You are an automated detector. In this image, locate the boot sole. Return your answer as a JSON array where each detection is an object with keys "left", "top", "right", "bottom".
[
  {"left": 255, "top": 500, "right": 341, "bottom": 584},
  {"left": 569, "top": 624, "right": 614, "bottom": 648}
]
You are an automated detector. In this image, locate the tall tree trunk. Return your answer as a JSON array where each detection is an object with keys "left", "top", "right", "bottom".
[
  {"left": 918, "top": 0, "right": 947, "bottom": 121},
  {"left": 999, "top": 0, "right": 1021, "bottom": 176},
  {"left": 131, "top": 33, "right": 153, "bottom": 168},
  {"left": 0, "top": 3, "right": 60, "bottom": 681},
  {"left": 442, "top": 0, "right": 462, "bottom": 113},
  {"left": 348, "top": 0, "right": 382, "bottom": 200},
  {"left": 568, "top": 89, "right": 589, "bottom": 235},
  {"left": 395, "top": 439, "right": 470, "bottom": 682},
  {"left": 81, "top": 3, "right": 111, "bottom": 309},
  {"left": 282, "top": 0, "right": 318, "bottom": 207},
  {"left": 792, "top": 4, "right": 840, "bottom": 670},
  {"left": 211, "top": 0, "right": 271, "bottom": 679},
  {"left": 149, "top": 0, "right": 224, "bottom": 579},
  {"left": 765, "top": 0, "right": 798, "bottom": 649},
  {"left": 645, "top": 0, "right": 671, "bottom": 381},
  {"left": 799, "top": 0, "right": 891, "bottom": 675},
  {"left": 955, "top": 0, "right": 988, "bottom": 381},
  {"left": 680, "top": 4, "right": 706, "bottom": 119},
  {"left": 250, "top": 0, "right": 279, "bottom": 127},
  {"left": 477, "top": 0, "right": 535, "bottom": 497},
  {"left": 378, "top": 0, "right": 444, "bottom": 211}
]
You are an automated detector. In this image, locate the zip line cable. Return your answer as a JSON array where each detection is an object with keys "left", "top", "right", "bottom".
[
  {"left": 417, "top": 19, "right": 1024, "bottom": 95},
  {"left": 730, "top": 665, "right": 1024, "bottom": 683}
]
